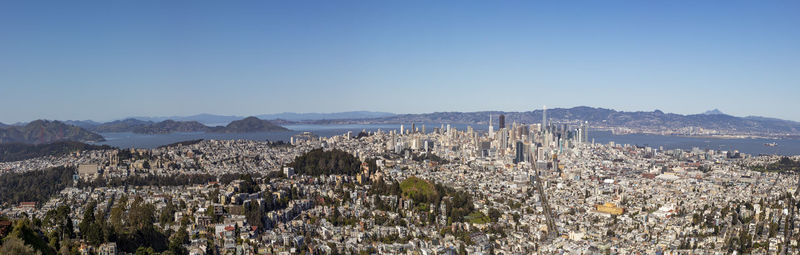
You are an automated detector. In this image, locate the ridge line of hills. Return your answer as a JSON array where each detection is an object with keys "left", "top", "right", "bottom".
[
  {"left": 0, "top": 116, "right": 288, "bottom": 144},
  {"left": 87, "top": 116, "right": 287, "bottom": 134},
  {"left": 281, "top": 107, "right": 800, "bottom": 137},
  {"left": 2, "top": 107, "right": 800, "bottom": 145}
]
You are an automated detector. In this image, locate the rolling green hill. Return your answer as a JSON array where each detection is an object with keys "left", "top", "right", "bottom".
[
  {"left": 0, "top": 120, "right": 104, "bottom": 144},
  {"left": 400, "top": 176, "right": 438, "bottom": 203}
]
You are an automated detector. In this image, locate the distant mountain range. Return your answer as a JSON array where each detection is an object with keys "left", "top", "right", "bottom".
[
  {"left": 88, "top": 117, "right": 288, "bottom": 134},
  {"left": 99, "top": 107, "right": 800, "bottom": 137},
  {"left": 0, "top": 120, "right": 105, "bottom": 144},
  {"left": 128, "top": 111, "right": 396, "bottom": 125},
  {"left": 210, "top": 116, "right": 289, "bottom": 133},
  {"left": 290, "top": 107, "right": 800, "bottom": 137},
  {"left": 62, "top": 120, "right": 102, "bottom": 129},
  {"left": 133, "top": 120, "right": 211, "bottom": 134},
  {"left": 257, "top": 111, "right": 396, "bottom": 122},
  {"left": 92, "top": 118, "right": 155, "bottom": 133},
  {"left": 128, "top": 114, "right": 243, "bottom": 126},
  {"left": 702, "top": 109, "right": 726, "bottom": 115},
  {"left": 0, "top": 117, "right": 289, "bottom": 144},
  {"left": 3, "top": 108, "right": 800, "bottom": 145}
]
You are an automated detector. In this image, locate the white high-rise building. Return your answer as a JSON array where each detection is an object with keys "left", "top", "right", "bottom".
[
  {"left": 488, "top": 114, "right": 494, "bottom": 137},
  {"left": 542, "top": 106, "right": 548, "bottom": 148},
  {"left": 542, "top": 105, "right": 547, "bottom": 128},
  {"left": 583, "top": 121, "right": 589, "bottom": 143}
]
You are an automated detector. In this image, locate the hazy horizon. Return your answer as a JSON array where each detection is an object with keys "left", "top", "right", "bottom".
[{"left": 0, "top": 106, "right": 788, "bottom": 125}]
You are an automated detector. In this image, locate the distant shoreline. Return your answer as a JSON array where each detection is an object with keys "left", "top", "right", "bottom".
[{"left": 604, "top": 130, "right": 795, "bottom": 140}]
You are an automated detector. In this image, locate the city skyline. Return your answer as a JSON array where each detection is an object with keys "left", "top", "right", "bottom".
[{"left": 2, "top": 1, "right": 800, "bottom": 122}]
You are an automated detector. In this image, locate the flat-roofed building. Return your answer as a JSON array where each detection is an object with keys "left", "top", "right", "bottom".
[
  {"left": 78, "top": 164, "right": 100, "bottom": 181},
  {"left": 595, "top": 202, "right": 624, "bottom": 216}
]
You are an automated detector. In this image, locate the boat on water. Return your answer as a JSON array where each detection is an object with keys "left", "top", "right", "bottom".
[{"left": 764, "top": 142, "right": 777, "bottom": 147}]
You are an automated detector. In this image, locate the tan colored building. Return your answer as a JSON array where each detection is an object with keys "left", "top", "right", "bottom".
[
  {"left": 77, "top": 164, "right": 99, "bottom": 181},
  {"left": 595, "top": 202, "right": 624, "bottom": 215}
]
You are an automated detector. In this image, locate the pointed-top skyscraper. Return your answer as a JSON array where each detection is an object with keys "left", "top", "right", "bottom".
[{"left": 542, "top": 105, "right": 548, "bottom": 148}]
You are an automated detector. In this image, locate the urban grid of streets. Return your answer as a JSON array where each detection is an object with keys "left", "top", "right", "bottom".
[{"left": 2, "top": 121, "right": 800, "bottom": 255}]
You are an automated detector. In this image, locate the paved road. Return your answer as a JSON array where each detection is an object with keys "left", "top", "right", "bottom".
[{"left": 534, "top": 173, "right": 558, "bottom": 240}]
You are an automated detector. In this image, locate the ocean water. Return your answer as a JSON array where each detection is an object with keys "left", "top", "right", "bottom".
[{"left": 94, "top": 124, "right": 800, "bottom": 156}]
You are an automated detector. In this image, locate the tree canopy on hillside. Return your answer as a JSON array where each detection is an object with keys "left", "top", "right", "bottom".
[
  {"left": 291, "top": 148, "right": 361, "bottom": 176},
  {"left": 0, "top": 166, "right": 74, "bottom": 205}
]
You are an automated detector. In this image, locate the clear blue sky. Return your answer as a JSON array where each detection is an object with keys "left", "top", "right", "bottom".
[{"left": 1, "top": 1, "right": 799, "bottom": 123}]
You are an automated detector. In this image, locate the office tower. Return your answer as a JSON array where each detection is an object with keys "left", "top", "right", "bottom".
[
  {"left": 400, "top": 125, "right": 404, "bottom": 135},
  {"left": 583, "top": 121, "right": 589, "bottom": 143},
  {"left": 411, "top": 123, "right": 416, "bottom": 134},
  {"left": 499, "top": 114, "right": 505, "bottom": 129},
  {"left": 501, "top": 129, "right": 509, "bottom": 151},
  {"left": 422, "top": 124, "right": 426, "bottom": 134},
  {"left": 488, "top": 114, "right": 494, "bottom": 137},
  {"left": 542, "top": 106, "right": 548, "bottom": 148},
  {"left": 537, "top": 146, "right": 545, "bottom": 162},
  {"left": 581, "top": 121, "right": 589, "bottom": 144},
  {"left": 542, "top": 105, "right": 547, "bottom": 128},
  {"left": 525, "top": 142, "right": 533, "bottom": 162},
  {"left": 552, "top": 154, "right": 559, "bottom": 173},
  {"left": 515, "top": 141, "right": 524, "bottom": 163},
  {"left": 395, "top": 140, "right": 403, "bottom": 154}
]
